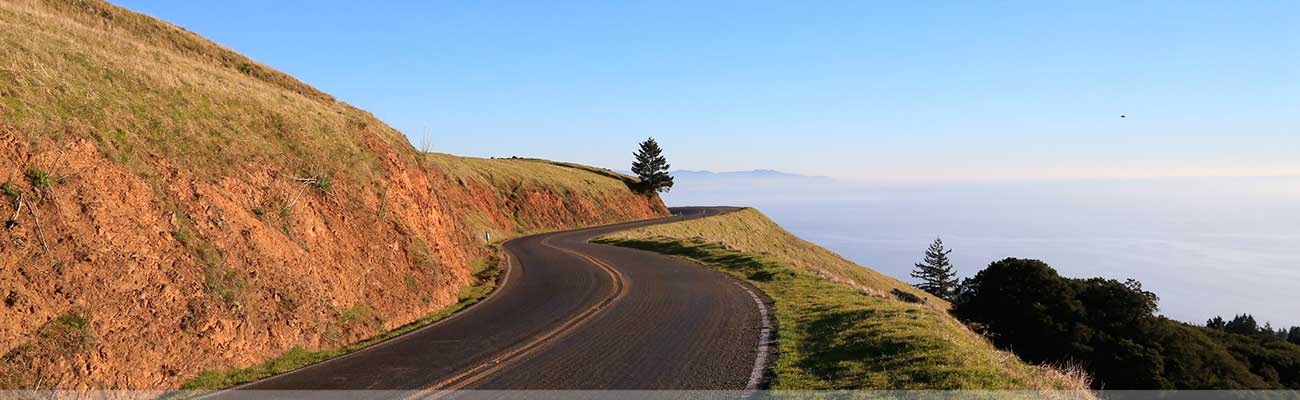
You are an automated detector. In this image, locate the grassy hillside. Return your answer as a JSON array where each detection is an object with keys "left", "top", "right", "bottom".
[
  {"left": 425, "top": 153, "right": 658, "bottom": 235},
  {"left": 596, "top": 208, "right": 1091, "bottom": 390},
  {"left": 1, "top": 0, "right": 396, "bottom": 186},
  {"left": 0, "top": 0, "right": 665, "bottom": 389},
  {"left": 603, "top": 208, "right": 943, "bottom": 306}
]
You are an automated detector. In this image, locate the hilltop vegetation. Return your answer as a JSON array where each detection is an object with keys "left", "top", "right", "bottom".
[
  {"left": 0, "top": 0, "right": 664, "bottom": 388},
  {"left": 953, "top": 258, "right": 1300, "bottom": 389},
  {"left": 596, "top": 208, "right": 1090, "bottom": 390},
  {"left": 423, "top": 153, "right": 657, "bottom": 234}
]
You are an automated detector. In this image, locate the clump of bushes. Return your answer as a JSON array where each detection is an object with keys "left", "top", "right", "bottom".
[{"left": 953, "top": 258, "right": 1300, "bottom": 389}]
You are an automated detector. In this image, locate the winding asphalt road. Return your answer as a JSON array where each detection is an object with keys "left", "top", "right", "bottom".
[{"left": 223, "top": 206, "right": 768, "bottom": 393}]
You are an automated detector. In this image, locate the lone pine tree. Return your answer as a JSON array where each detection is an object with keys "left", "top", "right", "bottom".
[
  {"left": 631, "top": 137, "right": 674, "bottom": 194},
  {"left": 911, "top": 237, "right": 958, "bottom": 301}
]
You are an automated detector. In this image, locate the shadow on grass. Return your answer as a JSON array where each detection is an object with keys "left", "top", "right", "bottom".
[
  {"left": 540, "top": 160, "right": 642, "bottom": 191},
  {"left": 595, "top": 236, "right": 1017, "bottom": 389},
  {"left": 892, "top": 288, "right": 924, "bottom": 304}
]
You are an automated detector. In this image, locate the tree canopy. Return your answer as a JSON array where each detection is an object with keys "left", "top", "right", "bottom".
[
  {"left": 953, "top": 257, "right": 1300, "bottom": 389},
  {"left": 910, "top": 237, "right": 958, "bottom": 300},
  {"left": 631, "top": 137, "right": 674, "bottom": 194}
]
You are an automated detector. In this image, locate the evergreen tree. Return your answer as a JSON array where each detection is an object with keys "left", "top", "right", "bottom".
[
  {"left": 1225, "top": 314, "right": 1260, "bottom": 335},
  {"left": 910, "top": 237, "right": 958, "bottom": 300},
  {"left": 1287, "top": 327, "right": 1300, "bottom": 345},
  {"left": 630, "top": 137, "right": 674, "bottom": 194},
  {"left": 1206, "top": 316, "right": 1227, "bottom": 330}
]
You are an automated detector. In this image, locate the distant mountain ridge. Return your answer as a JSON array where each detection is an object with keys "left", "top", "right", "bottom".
[
  {"left": 616, "top": 168, "right": 834, "bottom": 182},
  {"left": 675, "top": 169, "right": 833, "bottom": 180}
]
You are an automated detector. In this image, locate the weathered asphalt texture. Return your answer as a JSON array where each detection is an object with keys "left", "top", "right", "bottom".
[{"left": 226, "top": 206, "right": 763, "bottom": 391}]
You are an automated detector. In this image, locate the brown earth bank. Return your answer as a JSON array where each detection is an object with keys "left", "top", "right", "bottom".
[{"left": 0, "top": 0, "right": 666, "bottom": 389}]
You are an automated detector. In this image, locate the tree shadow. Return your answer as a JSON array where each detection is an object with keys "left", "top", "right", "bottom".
[
  {"left": 541, "top": 160, "right": 642, "bottom": 191},
  {"left": 794, "top": 306, "right": 950, "bottom": 387},
  {"left": 892, "top": 288, "right": 924, "bottom": 304}
]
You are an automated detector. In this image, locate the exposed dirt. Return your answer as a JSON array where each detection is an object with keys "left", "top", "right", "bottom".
[{"left": 0, "top": 126, "right": 666, "bottom": 389}]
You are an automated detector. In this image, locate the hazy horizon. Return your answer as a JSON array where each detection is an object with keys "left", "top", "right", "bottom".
[{"left": 664, "top": 173, "right": 1300, "bottom": 328}]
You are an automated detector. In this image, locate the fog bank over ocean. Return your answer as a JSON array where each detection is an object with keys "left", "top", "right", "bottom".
[{"left": 662, "top": 171, "right": 1300, "bottom": 327}]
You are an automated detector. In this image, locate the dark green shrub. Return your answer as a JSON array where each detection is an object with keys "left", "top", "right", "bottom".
[{"left": 953, "top": 257, "right": 1300, "bottom": 389}]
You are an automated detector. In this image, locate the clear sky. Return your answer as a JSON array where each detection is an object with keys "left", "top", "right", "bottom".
[{"left": 114, "top": 1, "right": 1300, "bottom": 181}]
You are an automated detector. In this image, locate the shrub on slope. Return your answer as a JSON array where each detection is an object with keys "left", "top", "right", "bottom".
[{"left": 953, "top": 258, "right": 1300, "bottom": 389}]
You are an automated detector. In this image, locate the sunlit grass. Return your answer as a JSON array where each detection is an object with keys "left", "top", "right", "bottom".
[
  {"left": 424, "top": 153, "right": 638, "bottom": 197},
  {"left": 596, "top": 209, "right": 1091, "bottom": 390},
  {"left": 1, "top": 0, "right": 402, "bottom": 191}
]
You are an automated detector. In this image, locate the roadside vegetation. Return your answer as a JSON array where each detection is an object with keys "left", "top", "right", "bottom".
[
  {"left": 595, "top": 208, "right": 1090, "bottom": 390},
  {"left": 953, "top": 258, "right": 1300, "bottom": 389},
  {"left": 424, "top": 153, "right": 639, "bottom": 197},
  {"left": 179, "top": 250, "right": 505, "bottom": 390}
]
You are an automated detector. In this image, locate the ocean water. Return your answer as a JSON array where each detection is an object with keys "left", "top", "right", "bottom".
[{"left": 664, "top": 176, "right": 1300, "bottom": 328}]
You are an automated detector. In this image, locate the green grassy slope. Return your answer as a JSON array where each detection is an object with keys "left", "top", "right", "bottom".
[{"left": 597, "top": 208, "right": 1091, "bottom": 390}]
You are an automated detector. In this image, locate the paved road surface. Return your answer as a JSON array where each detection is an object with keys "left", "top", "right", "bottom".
[{"left": 223, "top": 206, "right": 767, "bottom": 393}]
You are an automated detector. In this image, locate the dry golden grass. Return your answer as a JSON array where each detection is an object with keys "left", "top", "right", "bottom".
[
  {"left": 0, "top": 0, "right": 408, "bottom": 189},
  {"left": 598, "top": 208, "right": 1093, "bottom": 391},
  {"left": 603, "top": 208, "right": 943, "bottom": 305},
  {"left": 425, "top": 153, "right": 638, "bottom": 197}
]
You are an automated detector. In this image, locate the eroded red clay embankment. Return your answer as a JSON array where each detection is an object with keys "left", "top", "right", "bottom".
[{"left": 0, "top": 0, "right": 665, "bottom": 388}]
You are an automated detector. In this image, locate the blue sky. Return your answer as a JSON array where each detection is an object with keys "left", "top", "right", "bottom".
[{"left": 115, "top": 1, "right": 1300, "bottom": 181}]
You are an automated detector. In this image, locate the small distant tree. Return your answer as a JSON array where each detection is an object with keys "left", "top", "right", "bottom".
[
  {"left": 1225, "top": 314, "right": 1260, "bottom": 336},
  {"left": 1206, "top": 316, "right": 1227, "bottom": 330},
  {"left": 631, "top": 137, "right": 674, "bottom": 194},
  {"left": 1287, "top": 327, "right": 1300, "bottom": 345},
  {"left": 910, "top": 237, "right": 958, "bottom": 301}
]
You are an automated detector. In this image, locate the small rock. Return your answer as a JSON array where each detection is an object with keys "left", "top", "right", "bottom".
[{"left": 4, "top": 291, "right": 20, "bottom": 307}]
